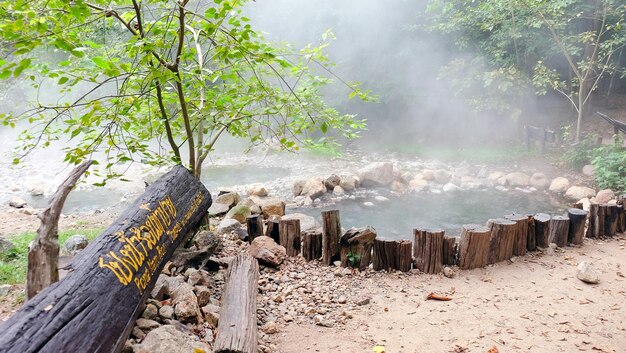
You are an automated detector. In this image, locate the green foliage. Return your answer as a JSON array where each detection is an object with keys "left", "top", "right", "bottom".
[
  {"left": 0, "top": 0, "right": 372, "bottom": 180},
  {"left": 0, "top": 228, "right": 102, "bottom": 284},
  {"left": 562, "top": 135, "right": 597, "bottom": 169},
  {"left": 346, "top": 251, "right": 361, "bottom": 269},
  {"left": 591, "top": 138, "right": 626, "bottom": 193}
]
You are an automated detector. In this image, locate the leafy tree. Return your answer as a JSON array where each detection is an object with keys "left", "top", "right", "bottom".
[{"left": 0, "top": 0, "right": 371, "bottom": 181}]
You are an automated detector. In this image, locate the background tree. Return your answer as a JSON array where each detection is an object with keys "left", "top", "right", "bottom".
[{"left": 0, "top": 0, "right": 371, "bottom": 180}]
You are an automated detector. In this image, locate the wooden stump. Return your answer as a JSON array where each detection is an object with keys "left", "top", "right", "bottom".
[
  {"left": 487, "top": 218, "right": 516, "bottom": 264},
  {"left": 526, "top": 214, "right": 536, "bottom": 251},
  {"left": 264, "top": 219, "right": 280, "bottom": 244},
  {"left": 596, "top": 204, "right": 607, "bottom": 237},
  {"left": 458, "top": 224, "right": 491, "bottom": 270},
  {"left": 214, "top": 254, "right": 259, "bottom": 353},
  {"left": 605, "top": 204, "right": 619, "bottom": 236},
  {"left": 396, "top": 240, "right": 413, "bottom": 272},
  {"left": 548, "top": 215, "right": 570, "bottom": 247},
  {"left": 279, "top": 219, "right": 301, "bottom": 257},
  {"left": 534, "top": 213, "right": 551, "bottom": 248},
  {"left": 413, "top": 228, "right": 444, "bottom": 274},
  {"left": 617, "top": 204, "right": 625, "bottom": 233},
  {"left": 372, "top": 239, "right": 397, "bottom": 271},
  {"left": 586, "top": 204, "right": 598, "bottom": 238},
  {"left": 246, "top": 214, "right": 263, "bottom": 243},
  {"left": 443, "top": 236, "right": 457, "bottom": 266},
  {"left": 0, "top": 165, "right": 212, "bottom": 353},
  {"left": 340, "top": 226, "right": 376, "bottom": 270},
  {"left": 302, "top": 229, "right": 323, "bottom": 261},
  {"left": 321, "top": 210, "right": 341, "bottom": 265},
  {"left": 504, "top": 214, "right": 528, "bottom": 257},
  {"left": 567, "top": 208, "right": 588, "bottom": 245}
]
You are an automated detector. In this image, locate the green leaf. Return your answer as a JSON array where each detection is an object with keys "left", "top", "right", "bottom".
[{"left": 92, "top": 57, "right": 110, "bottom": 70}]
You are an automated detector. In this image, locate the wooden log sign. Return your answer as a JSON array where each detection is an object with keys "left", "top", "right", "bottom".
[{"left": 0, "top": 165, "right": 212, "bottom": 353}]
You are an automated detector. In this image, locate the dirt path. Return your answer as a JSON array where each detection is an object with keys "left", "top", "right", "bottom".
[{"left": 274, "top": 237, "right": 626, "bottom": 353}]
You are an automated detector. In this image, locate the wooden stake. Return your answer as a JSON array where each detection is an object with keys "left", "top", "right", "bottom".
[
  {"left": 246, "top": 214, "right": 263, "bottom": 243},
  {"left": 413, "top": 228, "right": 444, "bottom": 274},
  {"left": 548, "top": 215, "right": 570, "bottom": 247},
  {"left": 443, "top": 236, "right": 457, "bottom": 266},
  {"left": 458, "top": 224, "right": 491, "bottom": 270},
  {"left": 534, "top": 213, "right": 551, "bottom": 248},
  {"left": 264, "top": 219, "right": 280, "bottom": 244},
  {"left": 373, "top": 239, "right": 396, "bottom": 271},
  {"left": 526, "top": 214, "right": 536, "bottom": 251},
  {"left": 605, "top": 204, "right": 619, "bottom": 236},
  {"left": 567, "top": 208, "right": 588, "bottom": 245},
  {"left": 586, "top": 203, "right": 598, "bottom": 238},
  {"left": 302, "top": 229, "right": 322, "bottom": 261},
  {"left": 321, "top": 210, "right": 341, "bottom": 265},
  {"left": 396, "top": 240, "right": 413, "bottom": 272},
  {"left": 487, "top": 218, "right": 516, "bottom": 264},
  {"left": 279, "top": 219, "right": 301, "bottom": 257},
  {"left": 504, "top": 214, "right": 528, "bottom": 257}
]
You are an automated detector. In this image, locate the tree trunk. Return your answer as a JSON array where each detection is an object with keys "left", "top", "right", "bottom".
[
  {"left": 458, "top": 224, "right": 491, "bottom": 270},
  {"left": 487, "top": 218, "right": 516, "bottom": 264},
  {"left": 396, "top": 240, "right": 413, "bottom": 272},
  {"left": 340, "top": 226, "right": 376, "bottom": 270},
  {"left": 246, "top": 214, "right": 263, "bottom": 243},
  {"left": 372, "top": 239, "right": 396, "bottom": 271},
  {"left": 548, "top": 216, "right": 570, "bottom": 247},
  {"left": 321, "top": 210, "right": 341, "bottom": 265},
  {"left": 264, "top": 219, "right": 280, "bottom": 244},
  {"left": 302, "top": 229, "right": 322, "bottom": 261},
  {"left": 0, "top": 165, "right": 212, "bottom": 353},
  {"left": 504, "top": 214, "right": 528, "bottom": 257},
  {"left": 413, "top": 228, "right": 444, "bottom": 274},
  {"left": 567, "top": 208, "right": 588, "bottom": 245},
  {"left": 214, "top": 254, "right": 259, "bottom": 353},
  {"left": 279, "top": 219, "right": 301, "bottom": 257},
  {"left": 534, "top": 213, "right": 551, "bottom": 248},
  {"left": 27, "top": 160, "right": 93, "bottom": 299}
]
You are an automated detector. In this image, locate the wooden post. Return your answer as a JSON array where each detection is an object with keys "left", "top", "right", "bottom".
[
  {"left": 605, "top": 204, "right": 619, "bottom": 236},
  {"left": 321, "top": 210, "right": 341, "bottom": 265},
  {"left": 0, "top": 165, "right": 212, "bottom": 353},
  {"left": 596, "top": 204, "right": 607, "bottom": 237},
  {"left": 413, "top": 228, "right": 444, "bottom": 274},
  {"left": 396, "top": 240, "right": 413, "bottom": 272},
  {"left": 567, "top": 208, "right": 588, "bottom": 245},
  {"left": 534, "top": 213, "right": 551, "bottom": 248},
  {"left": 372, "top": 239, "right": 397, "bottom": 271},
  {"left": 487, "top": 218, "right": 516, "bottom": 264},
  {"left": 246, "top": 214, "right": 263, "bottom": 243},
  {"left": 617, "top": 204, "right": 625, "bottom": 233},
  {"left": 214, "top": 254, "right": 259, "bottom": 353},
  {"left": 458, "top": 224, "right": 491, "bottom": 270},
  {"left": 264, "top": 219, "right": 280, "bottom": 244},
  {"left": 526, "top": 214, "right": 536, "bottom": 251},
  {"left": 504, "top": 214, "right": 528, "bottom": 257},
  {"left": 302, "top": 229, "right": 322, "bottom": 261},
  {"left": 548, "top": 215, "right": 570, "bottom": 247},
  {"left": 279, "top": 219, "right": 301, "bottom": 257},
  {"left": 27, "top": 160, "right": 93, "bottom": 299},
  {"left": 340, "top": 226, "right": 376, "bottom": 270},
  {"left": 443, "top": 236, "right": 457, "bottom": 266},
  {"left": 586, "top": 204, "right": 598, "bottom": 238}
]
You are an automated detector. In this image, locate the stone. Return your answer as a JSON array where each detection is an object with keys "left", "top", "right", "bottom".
[
  {"left": 247, "top": 183, "right": 269, "bottom": 197},
  {"left": 281, "top": 213, "right": 316, "bottom": 232},
  {"left": 576, "top": 261, "right": 599, "bottom": 284},
  {"left": 408, "top": 178, "right": 428, "bottom": 192},
  {"left": 443, "top": 267, "right": 455, "bottom": 278},
  {"left": 421, "top": 170, "right": 435, "bottom": 181},
  {"left": 64, "top": 234, "right": 89, "bottom": 255},
  {"left": 136, "top": 318, "right": 160, "bottom": 331},
  {"left": 0, "top": 284, "right": 12, "bottom": 297},
  {"left": 442, "top": 183, "right": 460, "bottom": 192},
  {"left": 217, "top": 218, "right": 242, "bottom": 234},
  {"left": 549, "top": 177, "right": 570, "bottom": 193},
  {"left": 133, "top": 325, "right": 211, "bottom": 353},
  {"left": 8, "top": 197, "right": 26, "bottom": 209},
  {"left": 201, "top": 304, "right": 221, "bottom": 328},
  {"left": 0, "top": 238, "right": 14, "bottom": 253},
  {"left": 314, "top": 315, "right": 334, "bottom": 328},
  {"left": 293, "top": 179, "right": 306, "bottom": 197},
  {"left": 356, "top": 298, "right": 371, "bottom": 306},
  {"left": 565, "top": 186, "right": 597, "bottom": 201},
  {"left": 237, "top": 197, "right": 262, "bottom": 215},
  {"left": 582, "top": 164, "right": 595, "bottom": 176},
  {"left": 151, "top": 275, "right": 172, "bottom": 300},
  {"left": 374, "top": 196, "right": 390, "bottom": 202},
  {"left": 171, "top": 283, "right": 202, "bottom": 324},
  {"left": 596, "top": 189, "right": 615, "bottom": 204},
  {"left": 433, "top": 169, "right": 451, "bottom": 184},
  {"left": 29, "top": 186, "right": 45, "bottom": 197},
  {"left": 258, "top": 197, "right": 286, "bottom": 218},
  {"left": 142, "top": 303, "right": 159, "bottom": 320},
  {"left": 339, "top": 175, "right": 358, "bottom": 191},
  {"left": 390, "top": 181, "right": 406, "bottom": 193},
  {"left": 529, "top": 173, "right": 550, "bottom": 190},
  {"left": 577, "top": 197, "right": 591, "bottom": 211},
  {"left": 261, "top": 321, "right": 280, "bottom": 334},
  {"left": 488, "top": 171, "right": 505, "bottom": 181},
  {"left": 215, "top": 191, "right": 240, "bottom": 208},
  {"left": 301, "top": 177, "right": 327, "bottom": 199},
  {"left": 358, "top": 162, "right": 394, "bottom": 187},
  {"left": 333, "top": 185, "right": 345, "bottom": 195},
  {"left": 159, "top": 305, "right": 174, "bottom": 320},
  {"left": 505, "top": 172, "right": 530, "bottom": 187},
  {"left": 132, "top": 327, "right": 146, "bottom": 340},
  {"left": 224, "top": 204, "right": 251, "bottom": 223},
  {"left": 324, "top": 174, "right": 341, "bottom": 190},
  {"left": 194, "top": 286, "right": 212, "bottom": 307},
  {"left": 208, "top": 202, "right": 229, "bottom": 216},
  {"left": 248, "top": 236, "right": 287, "bottom": 267}
]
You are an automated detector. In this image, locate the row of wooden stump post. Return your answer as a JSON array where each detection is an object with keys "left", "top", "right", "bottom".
[{"left": 248, "top": 200, "right": 625, "bottom": 274}]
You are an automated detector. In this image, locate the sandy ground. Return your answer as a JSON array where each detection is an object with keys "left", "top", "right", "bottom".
[{"left": 274, "top": 237, "right": 626, "bottom": 353}]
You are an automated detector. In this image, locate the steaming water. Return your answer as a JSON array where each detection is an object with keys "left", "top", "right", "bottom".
[
  {"left": 294, "top": 189, "right": 567, "bottom": 239},
  {"left": 200, "top": 165, "right": 289, "bottom": 190}
]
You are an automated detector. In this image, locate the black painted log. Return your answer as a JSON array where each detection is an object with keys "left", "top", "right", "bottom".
[
  {"left": 605, "top": 204, "right": 619, "bottom": 236},
  {"left": 214, "top": 254, "right": 259, "bottom": 353},
  {"left": 0, "top": 165, "right": 212, "bottom": 353},
  {"left": 567, "top": 208, "right": 588, "bottom": 245},
  {"left": 246, "top": 214, "right": 263, "bottom": 243}
]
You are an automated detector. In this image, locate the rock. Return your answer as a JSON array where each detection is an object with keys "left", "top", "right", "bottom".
[
  {"left": 132, "top": 327, "right": 146, "bottom": 341},
  {"left": 217, "top": 218, "right": 242, "bottom": 234},
  {"left": 529, "top": 173, "right": 550, "bottom": 190},
  {"left": 301, "top": 177, "right": 327, "bottom": 199},
  {"left": 215, "top": 191, "right": 240, "bottom": 208},
  {"left": 257, "top": 197, "right": 286, "bottom": 218},
  {"left": 281, "top": 213, "right": 316, "bottom": 232},
  {"left": 187, "top": 269, "right": 211, "bottom": 287},
  {"left": 565, "top": 186, "right": 596, "bottom": 201},
  {"left": 497, "top": 176, "right": 507, "bottom": 186},
  {"left": 237, "top": 197, "right": 262, "bottom": 215},
  {"left": 261, "top": 321, "right": 280, "bottom": 334},
  {"left": 208, "top": 202, "right": 229, "bottom": 216},
  {"left": 64, "top": 234, "right": 89, "bottom": 255},
  {"left": 408, "top": 179, "right": 428, "bottom": 192},
  {"left": 314, "top": 315, "right": 334, "bottom": 327},
  {"left": 135, "top": 318, "right": 160, "bottom": 331},
  {"left": 246, "top": 183, "right": 268, "bottom": 197},
  {"left": 488, "top": 171, "right": 505, "bottom": 181},
  {"left": 0, "top": 284, "right": 12, "bottom": 297},
  {"left": 171, "top": 283, "right": 202, "bottom": 324},
  {"left": 582, "top": 164, "right": 595, "bottom": 176},
  {"left": 374, "top": 196, "right": 390, "bottom": 202},
  {"left": 8, "top": 197, "right": 26, "bottom": 209},
  {"left": 549, "top": 177, "right": 570, "bottom": 193},
  {"left": 433, "top": 169, "right": 451, "bottom": 184},
  {"left": 443, "top": 267, "right": 455, "bottom": 278},
  {"left": 248, "top": 236, "right": 287, "bottom": 267},
  {"left": 337, "top": 295, "right": 347, "bottom": 304},
  {"left": 324, "top": 174, "right": 341, "bottom": 190},
  {"left": 224, "top": 204, "right": 251, "bottom": 223},
  {"left": 576, "top": 261, "right": 599, "bottom": 284},
  {"left": 159, "top": 305, "right": 174, "bottom": 320},
  {"left": 142, "top": 303, "right": 159, "bottom": 320},
  {"left": 442, "top": 183, "right": 460, "bottom": 192},
  {"left": 292, "top": 179, "right": 306, "bottom": 197},
  {"left": 151, "top": 275, "right": 172, "bottom": 300},
  {"left": 194, "top": 286, "right": 212, "bottom": 307},
  {"left": 390, "top": 181, "right": 406, "bottom": 193},
  {"left": 339, "top": 175, "right": 358, "bottom": 191},
  {"left": 201, "top": 304, "right": 220, "bottom": 328},
  {"left": 0, "top": 237, "right": 14, "bottom": 253},
  {"left": 356, "top": 298, "right": 371, "bottom": 306},
  {"left": 333, "top": 185, "right": 345, "bottom": 195},
  {"left": 421, "top": 169, "right": 435, "bottom": 181},
  {"left": 358, "top": 162, "right": 394, "bottom": 187},
  {"left": 133, "top": 325, "right": 211, "bottom": 353},
  {"left": 505, "top": 172, "right": 530, "bottom": 187},
  {"left": 596, "top": 189, "right": 615, "bottom": 204},
  {"left": 577, "top": 197, "right": 591, "bottom": 211},
  {"left": 29, "top": 186, "right": 45, "bottom": 197}
]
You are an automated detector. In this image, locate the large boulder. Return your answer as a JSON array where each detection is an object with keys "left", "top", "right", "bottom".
[
  {"left": 224, "top": 204, "right": 251, "bottom": 223},
  {"left": 596, "top": 189, "right": 615, "bottom": 204},
  {"left": 324, "top": 174, "right": 341, "bottom": 190},
  {"left": 301, "top": 177, "right": 327, "bottom": 199},
  {"left": 529, "top": 172, "right": 550, "bottom": 190},
  {"left": 248, "top": 236, "right": 287, "bottom": 267},
  {"left": 582, "top": 164, "right": 595, "bottom": 177},
  {"left": 208, "top": 202, "right": 229, "bottom": 216},
  {"left": 565, "top": 186, "right": 596, "bottom": 201},
  {"left": 549, "top": 177, "right": 570, "bottom": 193},
  {"left": 488, "top": 171, "right": 505, "bottom": 181},
  {"left": 293, "top": 179, "right": 306, "bottom": 197},
  {"left": 215, "top": 191, "right": 240, "bottom": 208},
  {"left": 171, "top": 283, "right": 202, "bottom": 324},
  {"left": 257, "top": 197, "right": 286, "bottom": 218},
  {"left": 133, "top": 325, "right": 211, "bottom": 353},
  {"left": 505, "top": 172, "right": 530, "bottom": 187},
  {"left": 281, "top": 213, "right": 316, "bottom": 232},
  {"left": 339, "top": 175, "right": 358, "bottom": 191},
  {"left": 358, "top": 162, "right": 394, "bottom": 187},
  {"left": 408, "top": 178, "right": 428, "bottom": 192},
  {"left": 216, "top": 218, "right": 241, "bottom": 234},
  {"left": 246, "top": 183, "right": 268, "bottom": 197},
  {"left": 237, "top": 197, "right": 262, "bottom": 215}
]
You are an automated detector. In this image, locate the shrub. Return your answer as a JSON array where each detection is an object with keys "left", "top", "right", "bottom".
[{"left": 591, "top": 138, "right": 626, "bottom": 193}]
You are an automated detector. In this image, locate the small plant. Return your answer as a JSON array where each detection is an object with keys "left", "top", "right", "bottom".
[
  {"left": 347, "top": 251, "right": 361, "bottom": 269},
  {"left": 591, "top": 137, "right": 626, "bottom": 193},
  {"left": 562, "top": 135, "right": 598, "bottom": 170}
]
